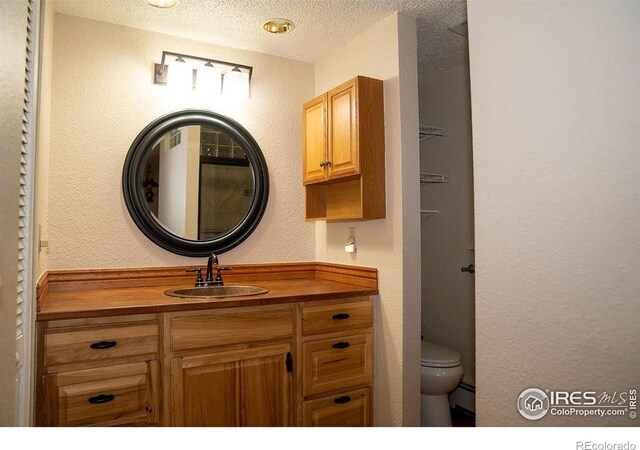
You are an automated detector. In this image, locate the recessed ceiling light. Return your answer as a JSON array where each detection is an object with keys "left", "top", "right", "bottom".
[
  {"left": 263, "top": 19, "right": 295, "bottom": 34},
  {"left": 146, "top": 0, "right": 177, "bottom": 8}
]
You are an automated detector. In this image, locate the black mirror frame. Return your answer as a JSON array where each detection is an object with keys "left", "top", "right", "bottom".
[{"left": 122, "top": 109, "right": 269, "bottom": 257}]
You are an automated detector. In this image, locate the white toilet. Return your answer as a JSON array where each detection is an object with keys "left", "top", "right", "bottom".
[{"left": 420, "top": 340, "right": 464, "bottom": 427}]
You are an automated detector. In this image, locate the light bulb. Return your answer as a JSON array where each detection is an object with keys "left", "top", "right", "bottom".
[
  {"left": 196, "top": 63, "right": 222, "bottom": 97},
  {"left": 222, "top": 67, "right": 250, "bottom": 100},
  {"left": 166, "top": 57, "right": 192, "bottom": 91}
]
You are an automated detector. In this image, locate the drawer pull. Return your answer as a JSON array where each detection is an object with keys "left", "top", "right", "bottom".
[
  {"left": 88, "top": 394, "right": 115, "bottom": 404},
  {"left": 90, "top": 340, "right": 117, "bottom": 350},
  {"left": 332, "top": 313, "right": 350, "bottom": 321},
  {"left": 332, "top": 341, "right": 350, "bottom": 349},
  {"left": 333, "top": 396, "right": 351, "bottom": 404}
]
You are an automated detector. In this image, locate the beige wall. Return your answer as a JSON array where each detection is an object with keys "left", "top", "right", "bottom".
[
  {"left": 0, "top": 0, "right": 29, "bottom": 426},
  {"left": 419, "top": 64, "right": 475, "bottom": 386},
  {"left": 314, "top": 12, "right": 421, "bottom": 426},
  {"left": 468, "top": 1, "right": 640, "bottom": 425},
  {"left": 34, "top": 1, "right": 54, "bottom": 279},
  {"left": 44, "top": 14, "right": 315, "bottom": 271}
]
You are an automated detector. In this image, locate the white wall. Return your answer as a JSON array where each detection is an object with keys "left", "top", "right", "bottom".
[
  {"left": 468, "top": 1, "right": 640, "bottom": 426},
  {"left": 419, "top": 64, "right": 475, "bottom": 386},
  {"left": 44, "top": 14, "right": 315, "bottom": 271},
  {"left": 314, "top": 12, "right": 421, "bottom": 426},
  {"left": 158, "top": 132, "right": 188, "bottom": 237}
]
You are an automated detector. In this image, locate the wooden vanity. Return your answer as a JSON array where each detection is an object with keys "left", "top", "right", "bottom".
[{"left": 35, "top": 262, "right": 377, "bottom": 427}]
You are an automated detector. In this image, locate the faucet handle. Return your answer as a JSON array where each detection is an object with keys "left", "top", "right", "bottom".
[
  {"left": 214, "top": 267, "right": 232, "bottom": 285},
  {"left": 186, "top": 268, "right": 204, "bottom": 286}
]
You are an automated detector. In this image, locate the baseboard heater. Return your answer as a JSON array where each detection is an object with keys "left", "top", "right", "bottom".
[
  {"left": 458, "top": 381, "right": 476, "bottom": 394},
  {"left": 450, "top": 380, "right": 476, "bottom": 414}
]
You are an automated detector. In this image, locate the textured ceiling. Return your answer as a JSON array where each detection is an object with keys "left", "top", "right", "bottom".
[{"left": 52, "top": 0, "right": 468, "bottom": 77}]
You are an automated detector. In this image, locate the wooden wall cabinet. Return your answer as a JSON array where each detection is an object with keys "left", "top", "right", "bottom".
[
  {"left": 37, "top": 298, "right": 373, "bottom": 427},
  {"left": 303, "top": 76, "right": 385, "bottom": 221}
]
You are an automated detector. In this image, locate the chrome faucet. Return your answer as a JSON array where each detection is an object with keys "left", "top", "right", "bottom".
[{"left": 187, "top": 253, "right": 231, "bottom": 287}]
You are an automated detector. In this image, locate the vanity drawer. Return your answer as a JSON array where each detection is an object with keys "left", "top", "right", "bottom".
[
  {"left": 302, "top": 333, "right": 373, "bottom": 397},
  {"left": 45, "top": 322, "right": 159, "bottom": 367},
  {"left": 302, "top": 300, "right": 372, "bottom": 336},
  {"left": 170, "top": 306, "right": 294, "bottom": 352},
  {"left": 303, "top": 387, "right": 371, "bottom": 427},
  {"left": 45, "top": 361, "right": 158, "bottom": 427}
]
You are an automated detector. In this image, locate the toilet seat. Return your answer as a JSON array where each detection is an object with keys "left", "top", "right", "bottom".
[{"left": 421, "top": 341, "right": 462, "bottom": 368}]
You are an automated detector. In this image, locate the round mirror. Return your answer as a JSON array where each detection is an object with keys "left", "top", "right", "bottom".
[{"left": 122, "top": 110, "right": 269, "bottom": 256}]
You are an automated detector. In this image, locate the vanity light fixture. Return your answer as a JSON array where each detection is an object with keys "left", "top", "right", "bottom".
[
  {"left": 154, "top": 51, "right": 252, "bottom": 98},
  {"left": 146, "top": 0, "right": 177, "bottom": 8},
  {"left": 263, "top": 19, "right": 295, "bottom": 34}
]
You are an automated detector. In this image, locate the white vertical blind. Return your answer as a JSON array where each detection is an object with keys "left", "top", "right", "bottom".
[{"left": 16, "top": 0, "right": 38, "bottom": 426}]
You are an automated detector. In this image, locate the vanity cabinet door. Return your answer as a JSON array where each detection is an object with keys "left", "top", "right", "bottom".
[
  {"left": 171, "top": 344, "right": 292, "bottom": 427},
  {"left": 303, "top": 94, "right": 328, "bottom": 184}
]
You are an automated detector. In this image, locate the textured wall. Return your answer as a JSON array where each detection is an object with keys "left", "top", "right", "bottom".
[
  {"left": 468, "top": 1, "right": 640, "bottom": 426},
  {"left": 34, "top": 2, "right": 54, "bottom": 279},
  {"left": 419, "top": 65, "right": 475, "bottom": 386},
  {"left": 314, "top": 12, "right": 421, "bottom": 426},
  {"left": 45, "top": 14, "right": 315, "bottom": 270},
  {"left": 0, "top": 0, "right": 28, "bottom": 426}
]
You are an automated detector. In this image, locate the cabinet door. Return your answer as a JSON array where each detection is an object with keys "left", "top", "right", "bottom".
[
  {"left": 171, "top": 344, "right": 292, "bottom": 427},
  {"left": 44, "top": 361, "right": 159, "bottom": 427},
  {"left": 327, "top": 79, "right": 359, "bottom": 180},
  {"left": 303, "top": 388, "right": 371, "bottom": 427},
  {"left": 303, "top": 94, "right": 328, "bottom": 184}
]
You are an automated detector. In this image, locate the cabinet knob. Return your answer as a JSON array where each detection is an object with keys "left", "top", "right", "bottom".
[
  {"left": 320, "top": 161, "right": 326, "bottom": 168},
  {"left": 286, "top": 352, "right": 293, "bottom": 373}
]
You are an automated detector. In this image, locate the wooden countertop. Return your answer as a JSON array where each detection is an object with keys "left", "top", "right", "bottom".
[{"left": 36, "top": 262, "right": 378, "bottom": 321}]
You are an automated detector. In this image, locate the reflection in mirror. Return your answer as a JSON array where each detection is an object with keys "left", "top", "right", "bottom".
[{"left": 142, "top": 125, "right": 254, "bottom": 241}]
